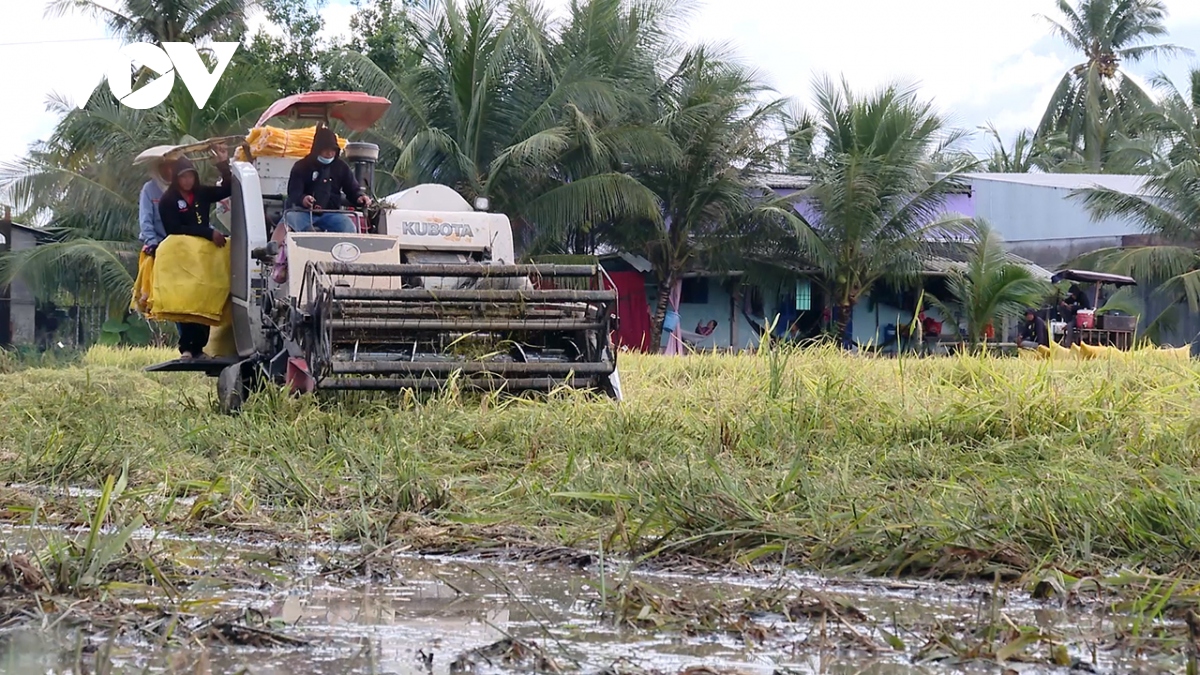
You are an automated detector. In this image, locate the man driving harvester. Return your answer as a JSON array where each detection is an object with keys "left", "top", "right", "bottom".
[{"left": 284, "top": 125, "right": 371, "bottom": 233}]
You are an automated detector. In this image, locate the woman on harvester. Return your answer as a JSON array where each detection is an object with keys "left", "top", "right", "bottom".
[
  {"left": 157, "top": 144, "right": 231, "bottom": 359},
  {"left": 137, "top": 159, "right": 174, "bottom": 256},
  {"left": 284, "top": 125, "right": 371, "bottom": 233}
]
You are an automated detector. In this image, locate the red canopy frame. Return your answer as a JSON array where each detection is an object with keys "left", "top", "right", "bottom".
[{"left": 255, "top": 91, "right": 392, "bottom": 132}]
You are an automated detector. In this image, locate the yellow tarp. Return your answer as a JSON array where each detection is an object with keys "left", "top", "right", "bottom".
[
  {"left": 204, "top": 300, "right": 238, "bottom": 358},
  {"left": 150, "top": 235, "right": 231, "bottom": 327},
  {"left": 130, "top": 251, "right": 155, "bottom": 315},
  {"left": 235, "top": 125, "right": 347, "bottom": 161}
]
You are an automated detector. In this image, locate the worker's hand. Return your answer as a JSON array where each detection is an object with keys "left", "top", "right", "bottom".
[
  {"left": 212, "top": 231, "right": 228, "bottom": 248},
  {"left": 210, "top": 144, "right": 228, "bottom": 162},
  {"left": 357, "top": 194, "right": 372, "bottom": 207},
  {"left": 301, "top": 195, "right": 315, "bottom": 209},
  {"left": 142, "top": 244, "right": 157, "bottom": 257}
]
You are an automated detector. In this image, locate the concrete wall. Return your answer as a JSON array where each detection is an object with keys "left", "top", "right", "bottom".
[
  {"left": 648, "top": 277, "right": 764, "bottom": 351},
  {"left": 0, "top": 227, "right": 36, "bottom": 346}
]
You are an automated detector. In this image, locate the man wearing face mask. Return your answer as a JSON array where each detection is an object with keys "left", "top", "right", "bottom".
[{"left": 284, "top": 125, "right": 371, "bottom": 233}]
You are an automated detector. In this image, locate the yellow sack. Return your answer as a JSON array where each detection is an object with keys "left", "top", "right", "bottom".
[
  {"left": 235, "top": 125, "right": 347, "bottom": 161},
  {"left": 204, "top": 300, "right": 238, "bottom": 358},
  {"left": 1157, "top": 345, "right": 1192, "bottom": 360},
  {"left": 1037, "top": 342, "right": 1072, "bottom": 360},
  {"left": 150, "top": 235, "right": 231, "bottom": 327},
  {"left": 130, "top": 251, "right": 155, "bottom": 315},
  {"left": 1078, "top": 343, "right": 1113, "bottom": 360}
]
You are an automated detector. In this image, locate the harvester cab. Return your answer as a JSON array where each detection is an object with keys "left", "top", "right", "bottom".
[{"left": 146, "top": 91, "right": 622, "bottom": 412}]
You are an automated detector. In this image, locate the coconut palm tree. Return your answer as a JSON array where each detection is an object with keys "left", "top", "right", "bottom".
[
  {"left": 1065, "top": 68, "right": 1200, "bottom": 342},
  {"left": 46, "top": 0, "right": 253, "bottom": 43},
  {"left": 326, "top": 0, "right": 676, "bottom": 249},
  {"left": 602, "top": 48, "right": 797, "bottom": 340},
  {"left": 327, "top": 0, "right": 668, "bottom": 251},
  {"left": 791, "top": 76, "right": 975, "bottom": 346},
  {"left": 1146, "top": 67, "right": 1200, "bottom": 166},
  {"left": 1037, "top": 0, "right": 1188, "bottom": 171},
  {"left": 929, "top": 221, "right": 1053, "bottom": 345},
  {"left": 981, "top": 123, "right": 1083, "bottom": 173},
  {"left": 1070, "top": 160, "right": 1200, "bottom": 342}
]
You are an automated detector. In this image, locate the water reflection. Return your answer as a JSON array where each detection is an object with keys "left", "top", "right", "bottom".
[{"left": 0, "top": 551, "right": 1186, "bottom": 674}]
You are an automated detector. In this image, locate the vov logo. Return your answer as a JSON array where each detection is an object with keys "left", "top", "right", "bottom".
[{"left": 84, "top": 42, "right": 240, "bottom": 110}]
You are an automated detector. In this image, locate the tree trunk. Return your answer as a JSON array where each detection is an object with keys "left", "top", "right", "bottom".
[
  {"left": 730, "top": 285, "right": 742, "bottom": 349},
  {"left": 651, "top": 274, "right": 676, "bottom": 351},
  {"left": 833, "top": 302, "right": 854, "bottom": 349}
]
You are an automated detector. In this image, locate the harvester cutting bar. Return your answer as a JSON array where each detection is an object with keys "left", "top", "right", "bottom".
[
  {"left": 330, "top": 288, "right": 616, "bottom": 302},
  {"left": 328, "top": 318, "right": 604, "bottom": 331},
  {"left": 334, "top": 304, "right": 586, "bottom": 318},
  {"left": 315, "top": 263, "right": 600, "bottom": 277},
  {"left": 330, "top": 360, "right": 614, "bottom": 375},
  {"left": 326, "top": 376, "right": 591, "bottom": 391}
]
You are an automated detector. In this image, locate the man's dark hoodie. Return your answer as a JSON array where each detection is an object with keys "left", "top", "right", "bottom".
[
  {"left": 158, "top": 156, "right": 232, "bottom": 242},
  {"left": 286, "top": 126, "right": 364, "bottom": 211}
]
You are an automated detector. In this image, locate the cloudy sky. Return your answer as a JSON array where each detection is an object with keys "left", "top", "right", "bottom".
[{"left": 1, "top": 0, "right": 1199, "bottom": 174}]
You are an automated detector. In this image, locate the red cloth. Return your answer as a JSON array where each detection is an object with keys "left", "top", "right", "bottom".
[{"left": 604, "top": 271, "right": 652, "bottom": 352}]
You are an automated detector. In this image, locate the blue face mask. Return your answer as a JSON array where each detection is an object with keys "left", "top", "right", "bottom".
[{"left": 317, "top": 155, "right": 335, "bottom": 165}]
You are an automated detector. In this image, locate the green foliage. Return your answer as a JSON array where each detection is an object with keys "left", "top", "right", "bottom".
[
  {"left": 240, "top": 0, "right": 332, "bottom": 95},
  {"left": 929, "top": 221, "right": 1054, "bottom": 345},
  {"left": 1037, "top": 0, "right": 1188, "bottom": 172},
  {"left": 99, "top": 313, "right": 154, "bottom": 347},
  {"left": 789, "top": 77, "right": 975, "bottom": 343}
]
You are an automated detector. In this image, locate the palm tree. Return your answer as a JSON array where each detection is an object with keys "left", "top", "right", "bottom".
[
  {"left": 46, "top": 0, "right": 253, "bottom": 43},
  {"left": 1071, "top": 161, "right": 1200, "bottom": 342},
  {"left": 328, "top": 0, "right": 668, "bottom": 252},
  {"left": 791, "top": 76, "right": 975, "bottom": 346},
  {"left": 604, "top": 48, "right": 795, "bottom": 340},
  {"left": 981, "top": 123, "right": 1083, "bottom": 173},
  {"left": 1037, "top": 0, "right": 1188, "bottom": 172},
  {"left": 1146, "top": 67, "right": 1200, "bottom": 166},
  {"left": 0, "top": 72, "right": 274, "bottom": 309},
  {"left": 930, "top": 221, "right": 1053, "bottom": 345},
  {"left": 1066, "top": 68, "right": 1200, "bottom": 342}
]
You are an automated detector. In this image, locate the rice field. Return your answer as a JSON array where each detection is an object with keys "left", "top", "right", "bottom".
[{"left": 2, "top": 344, "right": 1200, "bottom": 578}]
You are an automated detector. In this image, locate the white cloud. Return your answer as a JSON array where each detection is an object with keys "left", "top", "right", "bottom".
[{"left": 0, "top": 1, "right": 120, "bottom": 170}]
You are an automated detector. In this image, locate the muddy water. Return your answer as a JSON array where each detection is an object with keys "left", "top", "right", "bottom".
[{"left": 0, "top": 535, "right": 1186, "bottom": 675}]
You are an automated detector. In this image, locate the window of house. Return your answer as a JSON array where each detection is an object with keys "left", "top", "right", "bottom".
[
  {"left": 680, "top": 277, "right": 709, "bottom": 304},
  {"left": 795, "top": 279, "right": 812, "bottom": 311}
]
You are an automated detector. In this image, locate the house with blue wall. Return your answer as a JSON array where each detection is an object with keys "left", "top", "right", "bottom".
[
  {"left": 596, "top": 170, "right": 1175, "bottom": 352},
  {"left": 599, "top": 244, "right": 1050, "bottom": 352}
]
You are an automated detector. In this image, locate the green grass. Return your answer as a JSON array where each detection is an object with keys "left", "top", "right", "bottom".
[{"left": 3, "top": 345, "right": 1200, "bottom": 579}]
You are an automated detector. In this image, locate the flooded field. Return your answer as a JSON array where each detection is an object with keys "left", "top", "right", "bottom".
[{"left": 0, "top": 527, "right": 1188, "bottom": 675}]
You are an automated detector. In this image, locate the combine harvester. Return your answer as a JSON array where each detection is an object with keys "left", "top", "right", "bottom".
[{"left": 147, "top": 92, "right": 622, "bottom": 411}]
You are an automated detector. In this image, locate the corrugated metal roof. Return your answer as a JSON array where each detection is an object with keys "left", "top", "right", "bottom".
[
  {"left": 924, "top": 242, "right": 1053, "bottom": 279},
  {"left": 758, "top": 173, "right": 812, "bottom": 190},
  {"left": 960, "top": 172, "right": 1149, "bottom": 194}
]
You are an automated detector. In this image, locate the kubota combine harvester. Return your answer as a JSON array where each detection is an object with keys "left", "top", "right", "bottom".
[{"left": 147, "top": 92, "right": 622, "bottom": 411}]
